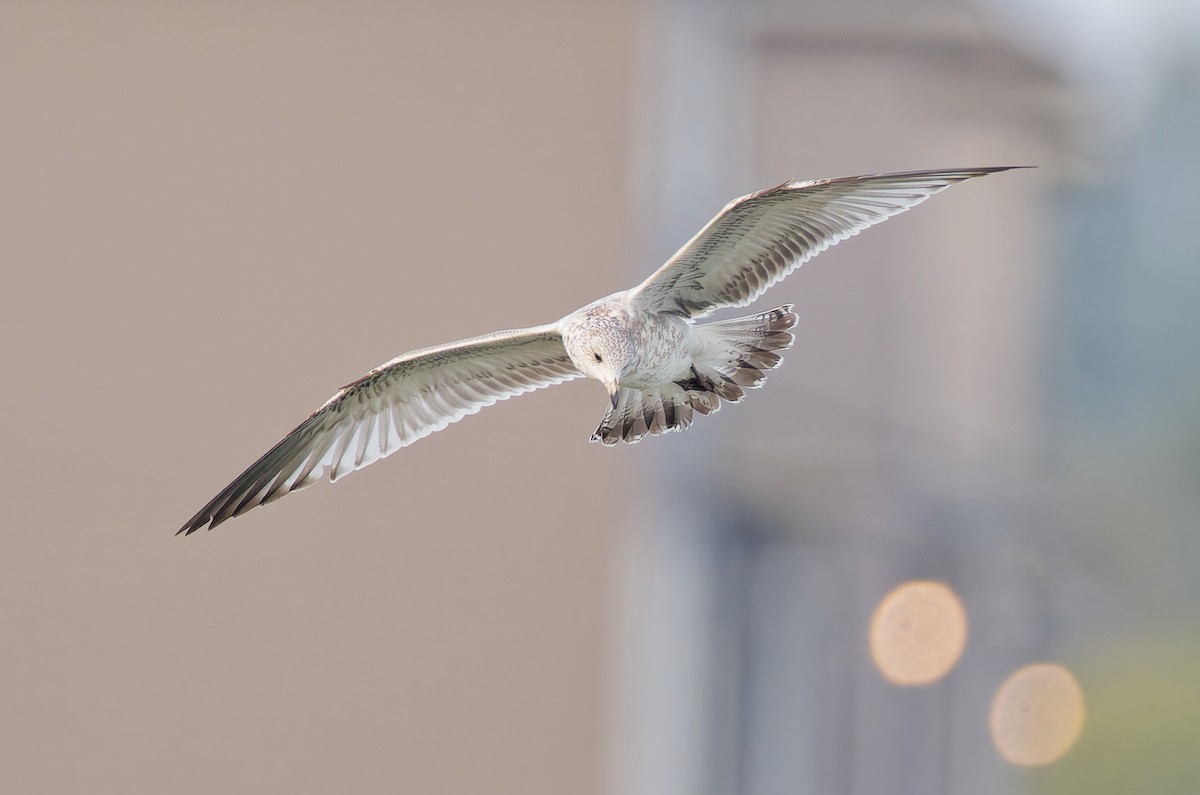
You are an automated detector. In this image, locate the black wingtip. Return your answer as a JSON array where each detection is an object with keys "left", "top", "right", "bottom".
[
  {"left": 984, "top": 165, "right": 1036, "bottom": 173},
  {"left": 891, "top": 165, "right": 1036, "bottom": 179},
  {"left": 921, "top": 165, "right": 1036, "bottom": 179},
  {"left": 967, "top": 165, "right": 1036, "bottom": 176},
  {"left": 177, "top": 513, "right": 218, "bottom": 536}
]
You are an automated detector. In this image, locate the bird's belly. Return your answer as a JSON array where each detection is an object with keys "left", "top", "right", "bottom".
[{"left": 622, "top": 318, "right": 696, "bottom": 389}]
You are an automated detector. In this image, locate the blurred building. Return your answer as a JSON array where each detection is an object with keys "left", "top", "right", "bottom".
[{"left": 612, "top": 1, "right": 1075, "bottom": 794}]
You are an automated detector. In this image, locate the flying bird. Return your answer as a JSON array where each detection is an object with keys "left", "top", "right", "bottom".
[{"left": 180, "top": 166, "right": 1021, "bottom": 533}]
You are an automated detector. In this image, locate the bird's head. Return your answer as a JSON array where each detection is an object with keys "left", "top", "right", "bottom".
[{"left": 562, "top": 303, "right": 638, "bottom": 408}]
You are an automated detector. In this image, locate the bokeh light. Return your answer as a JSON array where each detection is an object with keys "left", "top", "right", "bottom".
[
  {"left": 990, "top": 663, "right": 1086, "bottom": 766},
  {"left": 868, "top": 580, "right": 967, "bottom": 686}
]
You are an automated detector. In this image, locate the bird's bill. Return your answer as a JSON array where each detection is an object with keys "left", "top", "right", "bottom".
[{"left": 606, "top": 380, "right": 619, "bottom": 409}]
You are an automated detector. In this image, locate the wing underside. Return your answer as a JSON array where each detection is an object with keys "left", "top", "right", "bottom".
[
  {"left": 179, "top": 324, "right": 580, "bottom": 533},
  {"left": 629, "top": 167, "right": 1021, "bottom": 318}
]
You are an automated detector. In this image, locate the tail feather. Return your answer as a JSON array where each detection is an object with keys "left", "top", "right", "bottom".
[
  {"left": 693, "top": 305, "right": 796, "bottom": 391},
  {"left": 590, "top": 305, "right": 797, "bottom": 445},
  {"left": 591, "top": 384, "right": 696, "bottom": 445}
]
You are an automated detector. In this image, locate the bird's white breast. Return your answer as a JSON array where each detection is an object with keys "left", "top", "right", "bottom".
[{"left": 621, "top": 305, "right": 696, "bottom": 389}]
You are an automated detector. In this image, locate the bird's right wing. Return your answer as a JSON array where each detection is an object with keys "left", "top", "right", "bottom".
[
  {"left": 628, "top": 167, "right": 1022, "bottom": 318},
  {"left": 179, "top": 324, "right": 581, "bottom": 534}
]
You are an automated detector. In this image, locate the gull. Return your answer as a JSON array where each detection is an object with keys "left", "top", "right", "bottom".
[{"left": 179, "top": 166, "right": 1020, "bottom": 534}]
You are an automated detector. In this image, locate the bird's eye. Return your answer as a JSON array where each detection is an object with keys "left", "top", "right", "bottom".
[{"left": 593, "top": 353, "right": 603, "bottom": 363}]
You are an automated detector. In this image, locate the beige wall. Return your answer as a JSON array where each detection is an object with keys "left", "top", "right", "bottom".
[{"left": 0, "top": 2, "right": 633, "bottom": 792}]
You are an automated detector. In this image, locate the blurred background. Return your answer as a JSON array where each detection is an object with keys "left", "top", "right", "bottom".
[{"left": 2, "top": 0, "right": 1197, "bottom": 793}]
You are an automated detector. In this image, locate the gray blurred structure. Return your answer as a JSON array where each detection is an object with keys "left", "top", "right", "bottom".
[{"left": 612, "top": 1, "right": 1074, "bottom": 793}]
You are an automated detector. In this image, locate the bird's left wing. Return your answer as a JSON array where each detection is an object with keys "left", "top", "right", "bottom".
[
  {"left": 628, "top": 167, "right": 1022, "bottom": 318},
  {"left": 179, "top": 324, "right": 580, "bottom": 534}
]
